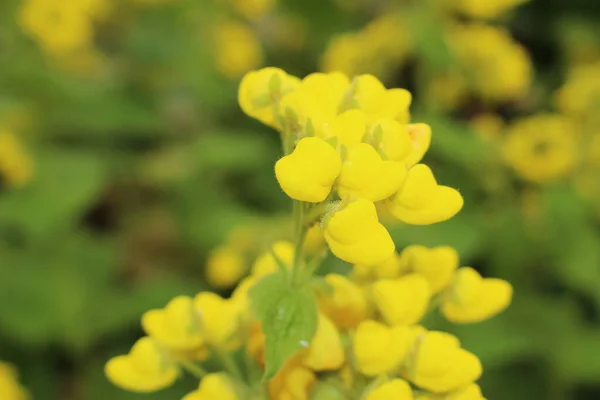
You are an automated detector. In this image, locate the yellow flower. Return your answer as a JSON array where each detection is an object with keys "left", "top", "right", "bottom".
[
  {"left": 448, "top": 24, "right": 532, "bottom": 101},
  {"left": 353, "top": 75, "right": 412, "bottom": 125},
  {"left": 238, "top": 67, "right": 300, "bottom": 128},
  {"left": 275, "top": 137, "right": 342, "bottom": 202},
  {"left": 446, "top": 0, "right": 529, "bottom": 19},
  {"left": 442, "top": 267, "right": 513, "bottom": 323},
  {"left": 324, "top": 199, "right": 395, "bottom": 265},
  {"left": 353, "top": 252, "right": 408, "bottom": 282},
  {"left": 555, "top": 63, "right": 600, "bottom": 116},
  {"left": 365, "top": 379, "right": 414, "bottom": 400},
  {"left": 326, "top": 109, "right": 367, "bottom": 148},
  {"left": 503, "top": 114, "right": 579, "bottom": 183},
  {"left": 142, "top": 296, "right": 204, "bottom": 351},
  {"left": 318, "top": 274, "right": 369, "bottom": 330},
  {"left": 0, "top": 131, "right": 33, "bottom": 188},
  {"left": 0, "top": 362, "right": 28, "bottom": 400},
  {"left": 303, "top": 314, "right": 345, "bottom": 371},
  {"left": 367, "top": 119, "right": 411, "bottom": 163},
  {"left": 214, "top": 20, "right": 264, "bottom": 79},
  {"left": 443, "top": 384, "right": 487, "bottom": 400},
  {"left": 105, "top": 337, "right": 179, "bottom": 392},
  {"left": 353, "top": 320, "right": 413, "bottom": 376},
  {"left": 372, "top": 274, "right": 431, "bottom": 325},
  {"left": 320, "top": 33, "right": 365, "bottom": 78},
  {"left": 269, "top": 360, "right": 316, "bottom": 400},
  {"left": 399, "top": 245, "right": 459, "bottom": 293},
  {"left": 277, "top": 72, "right": 350, "bottom": 136},
  {"left": 206, "top": 245, "right": 246, "bottom": 288},
  {"left": 251, "top": 241, "right": 294, "bottom": 277},
  {"left": 387, "top": 164, "right": 464, "bottom": 225},
  {"left": 182, "top": 373, "right": 238, "bottom": 400},
  {"left": 230, "top": 0, "right": 275, "bottom": 20},
  {"left": 408, "top": 331, "right": 482, "bottom": 393},
  {"left": 194, "top": 293, "right": 240, "bottom": 347},
  {"left": 337, "top": 143, "right": 407, "bottom": 202}
]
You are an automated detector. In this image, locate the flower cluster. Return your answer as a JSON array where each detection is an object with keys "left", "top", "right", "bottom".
[
  {"left": 0, "top": 361, "right": 29, "bottom": 400},
  {"left": 104, "top": 68, "right": 513, "bottom": 399}
]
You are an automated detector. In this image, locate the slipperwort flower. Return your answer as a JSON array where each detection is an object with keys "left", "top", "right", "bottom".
[{"left": 105, "top": 68, "right": 511, "bottom": 400}]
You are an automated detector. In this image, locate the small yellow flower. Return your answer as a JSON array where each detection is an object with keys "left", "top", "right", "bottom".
[
  {"left": 365, "top": 379, "right": 414, "bottom": 400},
  {"left": 0, "top": 131, "right": 33, "bottom": 188},
  {"left": 238, "top": 68, "right": 300, "bottom": 128},
  {"left": 251, "top": 241, "right": 294, "bottom": 277},
  {"left": 206, "top": 245, "right": 246, "bottom": 288},
  {"left": 324, "top": 199, "right": 395, "bottom": 265},
  {"left": 372, "top": 274, "right": 431, "bottom": 325},
  {"left": 442, "top": 267, "right": 513, "bottom": 323},
  {"left": 303, "top": 314, "right": 345, "bottom": 371},
  {"left": 555, "top": 62, "right": 600, "bottom": 116},
  {"left": 213, "top": 20, "right": 264, "bottom": 79},
  {"left": 182, "top": 373, "right": 238, "bottom": 400},
  {"left": 327, "top": 109, "right": 367, "bottom": 148},
  {"left": 142, "top": 296, "right": 204, "bottom": 351},
  {"left": 367, "top": 118, "right": 412, "bottom": 162},
  {"left": 353, "top": 320, "right": 412, "bottom": 376},
  {"left": 353, "top": 252, "right": 408, "bottom": 282},
  {"left": 269, "top": 360, "right": 316, "bottom": 400},
  {"left": 194, "top": 293, "right": 240, "bottom": 347},
  {"left": 408, "top": 331, "right": 482, "bottom": 393},
  {"left": 318, "top": 274, "right": 369, "bottom": 330},
  {"left": 387, "top": 164, "right": 464, "bottom": 225},
  {"left": 0, "top": 362, "right": 28, "bottom": 400},
  {"left": 337, "top": 143, "right": 407, "bottom": 202},
  {"left": 399, "top": 245, "right": 459, "bottom": 293},
  {"left": 275, "top": 137, "right": 342, "bottom": 202},
  {"left": 353, "top": 75, "right": 412, "bottom": 125},
  {"left": 503, "top": 114, "right": 579, "bottom": 183},
  {"left": 105, "top": 337, "right": 179, "bottom": 393}
]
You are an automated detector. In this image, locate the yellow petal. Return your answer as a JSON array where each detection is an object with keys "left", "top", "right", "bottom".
[
  {"left": 372, "top": 274, "right": 431, "bottom": 325},
  {"left": 328, "top": 109, "right": 367, "bottom": 147},
  {"left": 353, "top": 320, "right": 412, "bottom": 376},
  {"left": 303, "top": 314, "right": 345, "bottom": 370},
  {"left": 399, "top": 245, "right": 459, "bottom": 293},
  {"left": 319, "top": 274, "right": 369, "bottom": 330},
  {"left": 182, "top": 373, "right": 238, "bottom": 400},
  {"left": 365, "top": 379, "right": 414, "bottom": 400}
]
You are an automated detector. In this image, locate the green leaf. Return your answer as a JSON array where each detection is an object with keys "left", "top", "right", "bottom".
[{"left": 249, "top": 274, "right": 318, "bottom": 380}]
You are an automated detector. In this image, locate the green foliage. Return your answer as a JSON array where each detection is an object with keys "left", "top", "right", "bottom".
[{"left": 249, "top": 273, "right": 318, "bottom": 380}]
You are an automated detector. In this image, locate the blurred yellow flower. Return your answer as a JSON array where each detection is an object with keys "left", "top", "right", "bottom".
[
  {"left": 503, "top": 114, "right": 579, "bottom": 183},
  {"left": 556, "top": 62, "right": 600, "bottom": 117},
  {"left": 269, "top": 360, "right": 316, "bottom": 400},
  {"left": 0, "top": 131, "right": 33, "bottom": 188},
  {"left": 193, "top": 293, "right": 240, "bottom": 347},
  {"left": 372, "top": 274, "right": 431, "bottom": 325},
  {"left": 303, "top": 314, "right": 345, "bottom": 371},
  {"left": 365, "top": 379, "right": 413, "bottom": 400},
  {"left": 353, "top": 320, "right": 412, "bottom": 376},
  {"left": 206, "top": 245, "right": 246, "bottom": 288},
  {"left": 214, "top": 21, "right": 264, "bottom": 79},
  {"left": 0, "top": 362, "right": 28, "bottom": 400},
  {"left": 182, "top": 373, "right": 238, "bottom": 400},
  {"left": 318, "top": 274, "right": 369, "bottom": 330},
  {"left": 251, "top": 241, "right": 294, "bottom": 277}
]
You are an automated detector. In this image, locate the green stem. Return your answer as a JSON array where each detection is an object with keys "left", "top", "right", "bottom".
[
  {"left": 290, "top": 201, "right": 308, "bottom": 286},
  {"left": 179, "top": 360, "right": 208, "bottom": 379},
  {"left": 216, "top": 350, "right": 244, "bottom": 382}
]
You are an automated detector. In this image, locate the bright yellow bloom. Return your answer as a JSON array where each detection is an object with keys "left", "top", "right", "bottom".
[
  {"left": 448, "top": 24, "right": 532, "bottom": 101},
  {"left": 367, "top": 119, "right": 412, "bottom": 162},
  {"left": 324, "top": 199, "right": 395, "bottom": 265},
  {"left": 238, "top": 68, "right": 300, "bottom": 128},
  {"left": 182, "top": 373, "right": 238, "bottom": 400},
  {"left": 409, "top": 331, "right": 482, "bottom": 393},
  {"left": 338, "top": 143, "right": 407, "bottom": 202},
  {"left": 251, "top": 241, "right": 294, "bottom": 277},
  {"left": 372, "top": 274, "right": 431, "bottom": 325},
  {"left": 318, "top": 274, "right": 369, "bottom": 330},
  {"left": 353, "top": 320, "right": 413, "bottom": 376},
  {"left": 387, "top": 164, "right": 464, "bottom": 225},
  {"left": 213, "top": 21, "right": 264, "bottom": 79},
  {"left": 399, "top": 245, "right": 459, "bottom": 293},
  {"left": 503, "top": 114, "right": 579, "bottom": 183},
  {"left": 353, "top": 252, "right": 408, "bottom": 282},
  {"left": 442, "top": 267, "right": 513, "bottom": 323},
  {"left": 0, "top": 131, "right": 33, "bottom": 188},
  {"left": 365, "top": 379, "right": 413, "bottom": 400},
  {"left": 0, "top": 362, "right": 28, "bottom": 400},
  {"left": 303, "top": 314, "right": 345, "bottom": 371},
  {"left": 142, "top": 296, "right": 204, "bottom": 351},
  {"left": 194, "top": 293, "right": 240, "bottom": 347},
  {"left": 445, "top": 0, "right": 529, "bottom": 19},
  {"left": 326, "top": 109, "right": 367, "bottom": 148},
  {"left": 353, "top": 75, "right": 412, "bottom": 125},
  {"left": 105, "top": 337, "right": 179, "bottom": 392},
  {"left": 275, "top": 137, "right": 342, "bottom": 202},
  {"left": 206, "top": 245, "right": 246, "bottom": 288},
  {"left": 269, "top": 361, "right": 316, "bottom": 400}
]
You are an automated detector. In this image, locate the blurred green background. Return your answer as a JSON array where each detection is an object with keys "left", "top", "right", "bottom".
[{"left": 1, "top": 0, "right": 600, "bottom": 398}]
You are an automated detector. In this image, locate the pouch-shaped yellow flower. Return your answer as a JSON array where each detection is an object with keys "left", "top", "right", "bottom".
[
  {"left": 372, "top": 273, "right": 431, "bottom": 325},
  {"left": 269, "top": 360, "right": 316, "bottom": 400},
  {"left": 353, "top": 252, "right": 408, "bottom": 282},
  {"left": 353, "top": 75, "right": 412, "bottom": 125},
  {"left": 303, "top": 314, "right": 345, "bottom": 371},
  {"left": 353, "top": 320, "right": 412, "bottom": 376},
  {"left": 338, "top": 143, "right": 407, "bottom": 201},
  {"left": 387, "top": 164, "right": 464, "bottom": 225},
  {"left": 365, "top": 379, "right": 414, "bottom": 400},
  {"left": 368, "top": 118, "right": 412, "bottom": 163},
  {"left": 142, "top": 296, "right": 204, "bottom": 351},
  {"left": 206, "top": 245, "right": 246, "bottom": 288},
  {"left": 251, "top": 241, "right": 294, "bottom": 277},
  {"left": 275, "top": 137, "right": 342, "bottom": 202},
  {"left": 327, "top": 109, "right": 367, "bottom": 148},
  {"left": 0, "top": 362, "right": 28, "bottom": 400},
  {"left": 318, "top": 274, "right": 369, "bottom": 330},
  {"left": 194, "top": 293, "right": 240, "bottom": 347},
  {"left": 324, "top": 199, "right": 395, "bottom": 265},
  {"left": 399, "top": 245, "right": 459, "bottom": 293},
  {"left": 442, "top": 267, "right": 513, "bottom": 323},
  {"left": 238, "top": 67, "right": 300, "bottom": 128},
  {"left": 105, "top": 337, "right": 178, "bottom": 393},
  {"left": 182, "top": 373, "right": 238, "bottom": 400}
]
